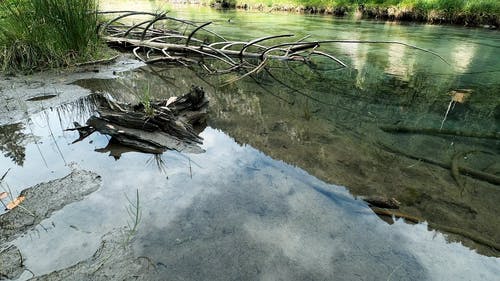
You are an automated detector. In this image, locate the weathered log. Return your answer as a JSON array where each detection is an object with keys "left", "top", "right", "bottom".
[
  {"left": 370, "top": 207, "right": 500, "bottom": 252},
  {"left": 97, "top": 109, "right": 160, "bottom": 132},
  {"left": 360, "top": 196, "right": 400, "bottom": 209},
  {"left": 370, "top": 207, "right": 421, "bottom": 223},
  {"left": 378, "top": 142, "right": 500, "bottom": 186},
  {"left": 70, "top": 86, "right": 208, "bottom": 154},
  {"left": 104, "top": 36, "right": 310, "bottom": 62}
]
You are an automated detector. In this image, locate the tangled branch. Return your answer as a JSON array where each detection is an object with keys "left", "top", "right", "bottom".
[{"left": 99, "top": 11, "right": 448, "bottom": 84}]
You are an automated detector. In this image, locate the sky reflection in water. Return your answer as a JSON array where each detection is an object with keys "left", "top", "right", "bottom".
[{"left": 0, "top": 102, "right": 498, "bottom": 280}]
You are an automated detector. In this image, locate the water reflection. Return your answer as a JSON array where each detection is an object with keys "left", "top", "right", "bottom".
[
  {"left": 2, "top": 99, "right": 499, "bottom": 280},
  {"left": 70, "top": 60, "right": 500, "bottom": 261},
  {"left": 1, "top": 2, "right": 499, "bottom": 279},
  {"left": 0, "top": 123, "right": 28, "bottom": 166}
]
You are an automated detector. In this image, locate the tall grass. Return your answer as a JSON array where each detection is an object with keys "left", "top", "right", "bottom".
[
  {"left": 0, "top": 0, "right": 101, "bottom": 73},
  {"left": 231, "top": 0, "right": 500, "bottom": 15}
]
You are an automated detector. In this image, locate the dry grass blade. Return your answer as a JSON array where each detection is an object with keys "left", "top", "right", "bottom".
[
  {"left": 6, "top": 195, "right": 26, "bottom": 210},
  {"left": 1, "top": 168, "right": 11, "bottom": 182}
]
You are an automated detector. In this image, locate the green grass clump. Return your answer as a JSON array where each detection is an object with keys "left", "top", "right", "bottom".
[
  {"left": 232, "top": 0, "right": 499, "bottom": 25},
  {"left": 0, "top": 0, "right": 102, "bottom": 73},
  {"left": 464, "top": 0, "right": 500, "bottom": 15}
]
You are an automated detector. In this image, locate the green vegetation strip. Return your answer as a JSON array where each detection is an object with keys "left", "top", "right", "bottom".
[
  {"left": 0, "top": 0, "right": 109, "bottom": 73},
  {"left": 210, "top": 0, "right": 499, "bottom": 26}
]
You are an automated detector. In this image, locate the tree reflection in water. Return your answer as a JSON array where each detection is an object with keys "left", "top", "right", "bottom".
[{"left": 0, "top": 123, "right": 27, "bottom": 166}]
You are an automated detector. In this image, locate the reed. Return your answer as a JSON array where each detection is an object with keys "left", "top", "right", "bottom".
[
  {"left": 229, "top": 0, "right": 499, "bottom": 25},
  {"left": 0, "top": 0, "right": 102, "bottom": 73}
]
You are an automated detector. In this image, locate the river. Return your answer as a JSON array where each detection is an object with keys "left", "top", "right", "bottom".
[{"left": 0, "top": 1, "right": 499, "bottom": 280}]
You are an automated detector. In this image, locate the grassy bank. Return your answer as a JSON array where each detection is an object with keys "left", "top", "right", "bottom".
[
  {"left": 0, "top": 0, "right": 106, "bottom": 73},
  {"left": 207, "top": 0, "right": 500, "bottom": 27}
]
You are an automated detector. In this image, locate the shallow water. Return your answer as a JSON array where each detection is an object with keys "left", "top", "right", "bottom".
[
  {"left": 1, "top": 96, "right": 499, "bottom": 280},
  {"left": 1, "top": 2, "right": 499, "bottom": 280}
]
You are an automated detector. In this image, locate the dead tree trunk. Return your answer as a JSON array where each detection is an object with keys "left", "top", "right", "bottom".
[{"left": 69, "top": 86, "right": 208, "bottom": 154}]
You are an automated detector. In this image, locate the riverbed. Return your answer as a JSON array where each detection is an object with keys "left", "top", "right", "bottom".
[{"left": 0, "top": 2, "right": 499, "bottom": 280}]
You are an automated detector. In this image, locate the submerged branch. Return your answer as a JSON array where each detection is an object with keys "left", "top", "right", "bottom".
[
  {"left": 370, "top": 207, "right": 500, "bottom": 252},
  {"left": 378, "top": 142, "right": 500, "bottom": 186},
  {"left": 380, "top": 125, "right": 500, "bottom": 140}
]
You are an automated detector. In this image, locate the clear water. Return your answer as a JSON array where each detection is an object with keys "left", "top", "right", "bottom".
[{"left": 1, "top": 2, "right": 499, "bottom": 280}]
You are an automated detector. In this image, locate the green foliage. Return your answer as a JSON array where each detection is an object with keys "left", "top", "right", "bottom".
[
  {"left": 232, "top": 0, "right": 498, "bottom": 27},
  {"left": 140, "top": 83, "right": 155, "bottom": 117},
  {"left": 235, "top": 0, "right": 500, "bottom": 16},
  {"left": 464, "top": 0, "right": 500, "bottom": 15},
  {"left": 0, "top": 0, "right": 101, "bottom": 73}
]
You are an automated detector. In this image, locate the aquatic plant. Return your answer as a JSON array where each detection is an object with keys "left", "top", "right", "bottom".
[
  {"left": 124, "top": 189, "right": 142, "bottom": 244},
  {"left": 0, "top": 0, "right": 103, "bottom": 73},
  {"left": 140, "top": 83, "right": 156, "bottom": 117}
]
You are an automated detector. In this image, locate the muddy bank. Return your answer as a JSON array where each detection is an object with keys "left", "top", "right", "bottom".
[
  {"left": 0, "top": 169, "right": 101, "bottom": 279},
  {"left": 0, "top": 55, "right": 144, "bottom": 126},
  {"left": 31, "top": 228, "right": 152, "bottom": 281},
  {"left": 0, "top": 169, "right": 101, "bottom": 245},
  {"left": 0, "top": 245, "right": 24, "bottom": 279}
]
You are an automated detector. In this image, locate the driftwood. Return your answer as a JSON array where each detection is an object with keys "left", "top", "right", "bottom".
[
  {"left": 380, "top": 125, "right": 500, "bottom": 140},
  {"left": 360, "top": 196, "right": 401, "bottom": 209},
  {"left": 98, "top": 11, "right": 448, "bottom": 84},
  {"left": 69, "top": 86, "right": 208, "bottom": 154},
  {"left": 370, "top": 207, "right": 500, "bottom": 252},
  {"left": 378, "top": 142, "right": 500, "bottom": 186},
  {"left": 370, "top": 207, "right": 421, "bottom": 223}
]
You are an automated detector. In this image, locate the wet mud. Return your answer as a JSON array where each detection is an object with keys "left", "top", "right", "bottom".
[
  {"left": 0, "top": 169, "right": 101, "bottom": 244},
  {"left": 0, "top": 170, "right": 101, "bottom": 279},
  {"left": 0, "top": 245, "right": 24, "bottom": 280},
  {"left": 0, "top": 55, "right": 143, "bottom": 126},
  {"left": 31, "top": 228, "right": 152, "bottom": 281}
]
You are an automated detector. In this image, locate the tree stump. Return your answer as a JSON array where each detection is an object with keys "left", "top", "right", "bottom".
[{"left": 70, "top": 86, "right": 208, "bottom": 154}]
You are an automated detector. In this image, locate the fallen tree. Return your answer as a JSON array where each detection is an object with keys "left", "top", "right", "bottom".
[{"left": 98, "top": 11, "right": 447, "bottom": 84}]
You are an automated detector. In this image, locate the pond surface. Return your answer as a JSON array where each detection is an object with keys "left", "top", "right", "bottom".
[{"left": 1, "top": 2, "right": 499, "bottom": 280}]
